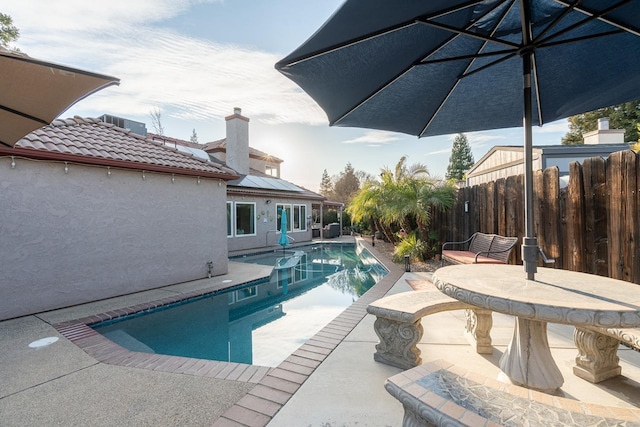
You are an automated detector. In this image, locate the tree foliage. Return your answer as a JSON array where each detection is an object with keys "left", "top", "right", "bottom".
[
  {"left": 561, "top": 101, "right": 640, "bottom": 145},
  {"left": 190, "top": 128, "right": 199, "bottom": 144},
  {"left": 347, "top": 156, "right": 456, "bottom": 259},
  {"left": 0, "top": 13, "right": 19, "bottom": 48},
  {"left": 446, "top": 133, "right": 474, "bottom": 180},
  {"left": 319, "top": 169, "right": 334, "bottom": 199},
  {"left": 333, "top": 162, "right": 360, "bottom": 205}
]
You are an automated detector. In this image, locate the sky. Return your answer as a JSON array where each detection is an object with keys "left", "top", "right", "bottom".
[{"left": 4, "top": 0, "right": 570, "bottom": 192}]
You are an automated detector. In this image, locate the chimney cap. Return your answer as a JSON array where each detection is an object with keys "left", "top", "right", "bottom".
[
  {"left": 598, "top": 117, "right": 609, "bottom": 130},
  {"left": 225, "top": 107, "right": 249, "bottom": 122}
]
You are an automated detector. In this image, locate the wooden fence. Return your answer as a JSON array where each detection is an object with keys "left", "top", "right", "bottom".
[{"left": 433, "top": 150, "right": 639, "bottom": 284}]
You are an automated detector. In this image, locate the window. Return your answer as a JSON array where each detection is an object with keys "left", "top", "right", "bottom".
[
  {"left": 276, "top": 204, "right": 291, "bottom": 232},
  {"left": 236, "top": 286, "right": 257, "bottom": 301},
  {"left": 265, "top": 165, "right": 278, "bottom": 177},
  {"left": 277, "top": 268, "right": 292, "bottom": 288},
  {"left": 226, "top": 202, "right": 233, "bottom": 237},
  {"left": 276, "top": 203, "right": 308, "bottom": 232},
  {"left": 293, "top": 205, "right": 307, "bottom": 231},
  {"left": 235, "top": 202, "right": 256, "bottom": 236},
  {"left": 295, "top": 254, "right": 308, "bottom": 281}
]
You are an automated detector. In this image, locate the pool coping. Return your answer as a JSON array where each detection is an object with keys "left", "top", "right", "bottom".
[{"left": 51, "top": 237, "right": 403, "bottom": 426}]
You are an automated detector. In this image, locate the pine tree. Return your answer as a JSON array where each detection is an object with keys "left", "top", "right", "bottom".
[
  {"left": 190, "top": 129, "right": 199, "bottom": 144},
  {"left": 319, "top": 169, "right": 334, "bottom": 198},
  {"left": 446, "top": 133, "right": 474, "bottom": 180}
]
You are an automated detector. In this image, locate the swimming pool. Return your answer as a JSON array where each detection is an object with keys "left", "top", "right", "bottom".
[{"left": 92, "top": 243, "right": 387, "bottom": 367}]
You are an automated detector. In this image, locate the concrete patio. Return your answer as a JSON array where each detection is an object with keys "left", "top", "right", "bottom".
[{"left": 1, "top": 237, "right": 639, "bottom": 426}]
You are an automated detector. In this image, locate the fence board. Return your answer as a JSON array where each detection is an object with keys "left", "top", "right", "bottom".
[
  {"left": 582, "top": 157, "right": 608, "bottom": 277},
  {"left": 565, "top": 162, "right": 585, "bottom": 272},
  {"left": 486, "top": 182, "right": 496, "bottom": 234},
  {"left": 606, "top": 152, "right": 625, "bottom": 280},
  {"left": 496, "top": 178, "right": 507, "bottom": 237},
  {"left": 533, "top": 169, "right": 545, "bottom": 267},
  {"left": 543, "top": 167, "right": 562, "bottom": 268}
]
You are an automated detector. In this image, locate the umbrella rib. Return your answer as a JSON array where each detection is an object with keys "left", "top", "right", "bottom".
[
  {"left": 552, "top": 0, "right": 640, "bottom": 37},
  {"left": 0, "top": 105, "right": 49, "bottom": 126},
  {"left": 538, "top": 29, "right": 625, "bottom": 49},
  {"left": 417, "top": 0, "right": 517, "bottom": 136},
  {"left": 418, "top": 48, "right": 516, "bottom": 66},
  {"left": 416, "top": 19, "right": 520, "bottom": 50},
  {"left": 536, "top": 1, "right": 635, "bottom": 47},
  {"left": 276, "top": 0, "right": 486, "bottom": 67},
  {"left": 0, "top": 50, "right": 120, "bottom": 82}
]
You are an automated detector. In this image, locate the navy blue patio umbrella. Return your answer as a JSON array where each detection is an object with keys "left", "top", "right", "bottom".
[{"left": 276, "top": 0, "right": 640, "bottom": 279}]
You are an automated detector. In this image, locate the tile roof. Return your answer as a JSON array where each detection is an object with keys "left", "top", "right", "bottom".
[{"left": 3, "top": 117, "right": 238, "bottom": 179}]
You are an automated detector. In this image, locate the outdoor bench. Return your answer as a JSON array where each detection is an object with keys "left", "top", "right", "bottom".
[
  {"left": 442, "top": 232, "right": 517, "bottom": 265},
  {"left": 366, "top": 288, "right": 493, "bottom": 369},
  {"left": 574, "top": 325, "right": 640, "bottom": 383},
  {"left": 385, "top": 359, "right": 640, "bottom": 427}
]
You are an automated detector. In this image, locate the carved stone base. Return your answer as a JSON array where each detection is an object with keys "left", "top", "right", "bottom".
[
  {"left": 499, "top": 318, "right": 563, "bottom": 392},
  {"left": 573, "top": 326, "right": 621, "bottom": 383},
  {"left": 373, "top": 317, "right": 424, "bottom": 369},
  {"left": 464, "top": 309, "right": 493, "bottom": 354}
]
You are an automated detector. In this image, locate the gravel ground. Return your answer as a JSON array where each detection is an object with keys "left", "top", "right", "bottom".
[{"left": 372, "top": 239, "right": 442, "bottom": 272}]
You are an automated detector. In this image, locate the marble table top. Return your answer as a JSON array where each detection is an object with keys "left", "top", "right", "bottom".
[{"left": 433, "top": 265, "right": 640, "bottom": 328}]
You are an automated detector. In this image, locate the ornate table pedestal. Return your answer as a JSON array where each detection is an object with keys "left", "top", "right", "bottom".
[{"left": 499, "top": 318, "right": 563, "bottom": 392}]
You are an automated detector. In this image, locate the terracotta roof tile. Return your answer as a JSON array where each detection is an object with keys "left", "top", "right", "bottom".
[{"left": 9, "top": 117, "right": 238, "bottom": 179}]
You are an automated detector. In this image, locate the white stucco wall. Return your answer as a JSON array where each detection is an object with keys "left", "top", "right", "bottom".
[{"left": 0, "top": 157, "right": 228, "bottom": 320}]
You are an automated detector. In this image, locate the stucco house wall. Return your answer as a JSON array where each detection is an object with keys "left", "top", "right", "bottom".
[{"left": 0, "top": 157, "right": 228, "bottom": 320}]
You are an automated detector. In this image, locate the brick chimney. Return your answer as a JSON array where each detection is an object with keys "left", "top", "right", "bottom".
[
  {"left": 225, "top": 107, "right": 250, "bottom": 175},
  {"left": 583, "top": 117, "right": 625, "bottom": 144}
]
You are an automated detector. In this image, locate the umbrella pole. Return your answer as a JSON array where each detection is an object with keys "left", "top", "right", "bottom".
[{"left": 521, "top": 1, "right": 538, "bottom": 280}]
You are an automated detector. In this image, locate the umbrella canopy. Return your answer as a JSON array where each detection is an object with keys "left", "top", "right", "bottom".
[
  {"left": 0, "top": 47, "right": 119, "bottom": 148},
  {"left": 276, "top": 0, "right": 640, "bottom": 279},
  {"left": 278, "top": 208, "right": 290, "bottom": 250}
]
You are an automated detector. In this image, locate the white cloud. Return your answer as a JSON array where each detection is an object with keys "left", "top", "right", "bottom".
[
  {"left": 4, "top": 0, "right": 327, "bottom": 127},
  {"left": 341, "top": 131, "right": 401, "bottom": 145},
  {"left": 425, "top": 147, "right": 452, "bottom": 155},
  {"left": 534, "top": 119, "right": 570, "bottom": 134}
]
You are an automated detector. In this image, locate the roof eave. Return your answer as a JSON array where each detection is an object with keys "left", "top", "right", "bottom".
[{"left": 0, "top": 146, "right": 239, "bottom": 180}]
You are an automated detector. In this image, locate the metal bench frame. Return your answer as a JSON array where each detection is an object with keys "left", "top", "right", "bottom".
[{"left": 442, "top": 232, "right": 517, "bottom": 264}]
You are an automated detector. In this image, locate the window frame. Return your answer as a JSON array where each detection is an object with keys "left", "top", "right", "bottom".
[
  {"left": 276, "top": 203, "right": 308, "bottom": 232},
  {"left": 234, "top": 202, "right": 256, "bottom": 237},
  {"left": 226, "top": 201, "right": 233, "bottom": 238}
]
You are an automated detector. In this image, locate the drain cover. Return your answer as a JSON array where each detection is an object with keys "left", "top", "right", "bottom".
[{"left": 29, "top": 337, "right": 59, "bottom": 348}]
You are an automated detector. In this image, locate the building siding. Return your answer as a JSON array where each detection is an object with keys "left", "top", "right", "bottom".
[{"left": 1, "top": 157, "right": 228, "bottom": 320}]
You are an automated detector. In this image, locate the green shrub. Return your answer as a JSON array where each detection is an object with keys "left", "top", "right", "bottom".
[{"left": 392, "top": 233, "right": 427, "bottom": 263}]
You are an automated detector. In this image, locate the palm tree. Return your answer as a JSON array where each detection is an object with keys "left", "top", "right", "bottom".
[
  {"left": 348, "top": 156, "right": 456, "bottom": 258},
  {"left": 347, "top": 180, "right": 386, "bottom": 239}
]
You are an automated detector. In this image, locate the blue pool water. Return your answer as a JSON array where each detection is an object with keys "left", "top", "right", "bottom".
[{"left": 93, "top": 243, "right": 387, "bottom": 367}]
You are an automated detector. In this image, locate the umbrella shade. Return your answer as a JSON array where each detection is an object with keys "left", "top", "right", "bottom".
[
  {"left": 276, "top": 0, "right": 640, "bottom": 137},
  {"left": 0, "top": 47, "right": 119, "bottom": 147},
  {"left": 278, "top": 209, "right": 289, "bottom": 247},
  {"left": 277, "top": 0, "right": 640, "bottom": 278}
]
